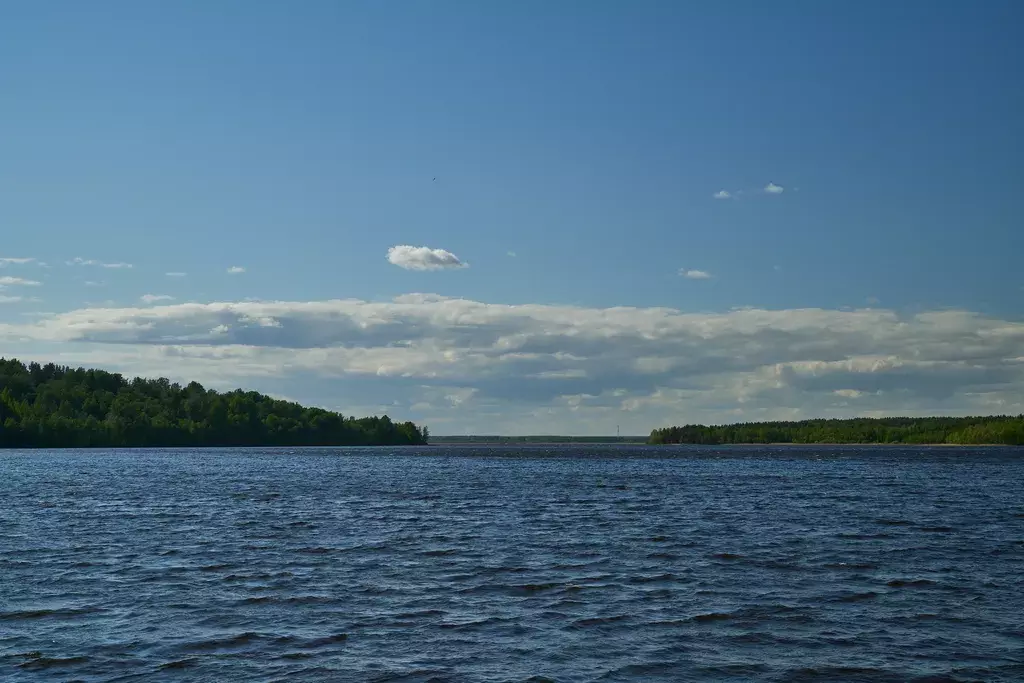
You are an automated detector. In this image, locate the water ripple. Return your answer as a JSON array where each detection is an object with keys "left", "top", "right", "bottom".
[{"left": 1, "top": 444, "right": 1022, "bottom": 682}]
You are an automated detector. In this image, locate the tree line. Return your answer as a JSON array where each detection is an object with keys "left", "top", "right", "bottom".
[
  {"left": 432, "top": 435, "right": 647, "bottom": 444},
  {"left": 0, "top": 358, "right": 428, "bottom": 448},
  {"left": 648, "top": 415, "right": 1024, "bottom": 445}
]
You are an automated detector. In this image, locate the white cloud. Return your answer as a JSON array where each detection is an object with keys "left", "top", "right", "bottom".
[
  {"left": 166, "top": 272, "right": 187, "bottom": 277},
  {"left": 507, "top": 251, "right": 517, "bottom": 257},
  {"left": 0, "top": 276, "right": 41, "bottom": 287},
  {"left": 444, "top": 387, "right": 477, "bottom": 407},
  {"left": 833, "top": 389, "right": 865, "bottom": 398},
  {"left": 764, "top": 182, "right": 785, "bottom": 194},
  {"left": 227, "top": 266, "right": 246, "bottom": 274},
  {"left": 1, "top": 294, "right": 1022, "bottom": 433},
  {"left": 712, "top": 190, "right": 732, "bottom": 200},
  {"left": 140, "top": 294, "right": 175, "bottom": 304},
  {"left": 680, "top": 269, "right": 712, "bottom": 280},
  {"left": 85, "top": 281, "right": 103, "bottom": 287},
  {"left": 387, "top": 245, "right": 467, "bottom": 271},
  {"left": 0, "top": 257, "right": 38, "bottom": 266},
  {"left": 0, "top": 295, "right": 23, "bottom": 304},
  {"left": 68, "top": 257, "right": 133, "bottom": 269}
]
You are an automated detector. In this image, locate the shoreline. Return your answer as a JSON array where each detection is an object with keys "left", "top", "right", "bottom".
[
  {"left": 2, "top": 442, "right": 1017, "bottom": 450},
  {"left": 653, "top": 442, "right": 1015, "bottom": 447},
  {"left": 430, "top": 441, "right": 1016, "bottom": 447}
]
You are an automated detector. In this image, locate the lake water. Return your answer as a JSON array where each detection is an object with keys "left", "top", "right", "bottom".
[{"left": 2, "top": 445, "right": 1023, "bottom": 682}]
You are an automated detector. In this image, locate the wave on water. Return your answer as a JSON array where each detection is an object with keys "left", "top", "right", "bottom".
[{"left": 1, "top": 444, "right": 1022, "bottom": 681}]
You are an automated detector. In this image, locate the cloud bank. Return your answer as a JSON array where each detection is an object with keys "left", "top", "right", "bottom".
[
  {"left": 2, "top": 294, "right": 1022, "bottom": 434},
  {"left": 387, "top": 245, "right": 467, "bottom": 271}
]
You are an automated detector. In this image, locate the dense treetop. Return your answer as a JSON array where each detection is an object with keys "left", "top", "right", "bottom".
[
  {"left": 0, "top": 358, "right": 428, "bottom": 448},
  {"left": 648, "top": 416, "right": 1024, "bottom": 446}
]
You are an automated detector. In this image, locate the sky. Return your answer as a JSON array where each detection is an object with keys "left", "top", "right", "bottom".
[{"left": 2, "top": 1, "right": 1023, "bottom": 434}]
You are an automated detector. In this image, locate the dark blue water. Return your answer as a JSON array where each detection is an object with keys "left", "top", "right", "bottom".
[{"left": 2, "top": 446, "right": 1023, "bottom": 682}]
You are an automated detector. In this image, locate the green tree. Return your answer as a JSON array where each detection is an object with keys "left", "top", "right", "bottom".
[
  {"left": 650, "top": 415, "right": 1024, "bottom": 446},
  {"left": 0, "top": 357, "right": 428, "bottom": 448}
]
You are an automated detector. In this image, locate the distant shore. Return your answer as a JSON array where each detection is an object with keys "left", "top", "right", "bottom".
[
  {"left": 666, "top": 442, "right": 1015, "bottom": 447},
  {"left": 431, "top": 436, "right": 648, "bottom": 445},
  {"left": 648, "top": 416, "right": 1024, "bottom": 446},
  {"left": 426, "top": 440, "right": 1015, "bottom": 447}
]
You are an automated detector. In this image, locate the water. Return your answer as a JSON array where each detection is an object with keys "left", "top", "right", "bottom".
[{"left": 2, "top": 445, "right": 1023, "bottom": 682}]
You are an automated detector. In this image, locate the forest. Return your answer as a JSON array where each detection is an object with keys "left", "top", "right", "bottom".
[
  {"left": 648, "top": 415, "right": 1024, "bottom": 445},
  {"left": 0, "top": 358, "right": 428, "bottom": 448}
]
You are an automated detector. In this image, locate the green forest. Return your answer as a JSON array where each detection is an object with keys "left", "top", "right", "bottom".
[
  {"left": 0, "top": 358, "right": 428, "bottom": 448},
  {"left": 648, "top": 415, "right": 1024, "bottom": 445}
]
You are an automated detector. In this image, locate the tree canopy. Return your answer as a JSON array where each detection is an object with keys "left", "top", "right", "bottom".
[
  {"left": 0, "top": 358, "right": 428, "bottom": 448},
  {"left": 648, "top": 415, "right": 1024, "bottom": 445}
]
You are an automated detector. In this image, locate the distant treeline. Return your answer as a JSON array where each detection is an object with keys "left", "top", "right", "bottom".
[
  {"left": 433, "top": 435, "right": 648, "bottom": 444},
  {"left": 0, "top": 358, "right": 428, "bottom": 448},
  {"left": 648, "top": 416, "right": 1024, "bottom": 445}
]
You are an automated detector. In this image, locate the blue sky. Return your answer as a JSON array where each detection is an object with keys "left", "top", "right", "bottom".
[{"left": 2, "top": 1, "right": 1023, "bottom": 434}]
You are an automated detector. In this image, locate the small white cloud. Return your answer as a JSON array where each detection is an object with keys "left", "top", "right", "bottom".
[
  {"left": 507, "top": 251, "right": 517, "bottom": 257},
  {"left": 0, "top": 295, "right": 23, "bottom": 303},
  {"left": 680, "top": 269, "right": 712, "bottom": 280},
  {"left": 0, "top": 276, "right": 41, "bottom": 287},
  {"left": 833, "top": 389, "right": 865, "bottom": 398},
  {"left": 713, "top": 190, "right": 732, "bottom": 200},
  {"left": 85, "top": 281, "right": 103, "bottom": 287},
  {"left": 68, "top": 257, "right": 133, "bottom": 268},
  {"left": 210, "top": 324, "right": 230, "bottom": 335},
  {"left": 764, "top": 182, "right": 785, "bottom": 194},
  {"left": 240, "top": 314, "right": 281, "bottom": 328},
  {"left": 0, "top": 257, "right": 38, "bottom": 266},
  {"left": 166, "top": 272, "right": 187, "bottom": 277},
  {"left": 387, "top": 245, "right": 467, "bottom": 271},
  {"left": 140, "top": 294, "right": 175, "bottom": 304},
  {"left": 227, "top": 266, "right": 246, "bottom": 274},
  {"left": 445, "top": 388, "right": 477, "bottom": 406},
  {"left": 537, "top": 369, "right": 588, "bottom": 379}
]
